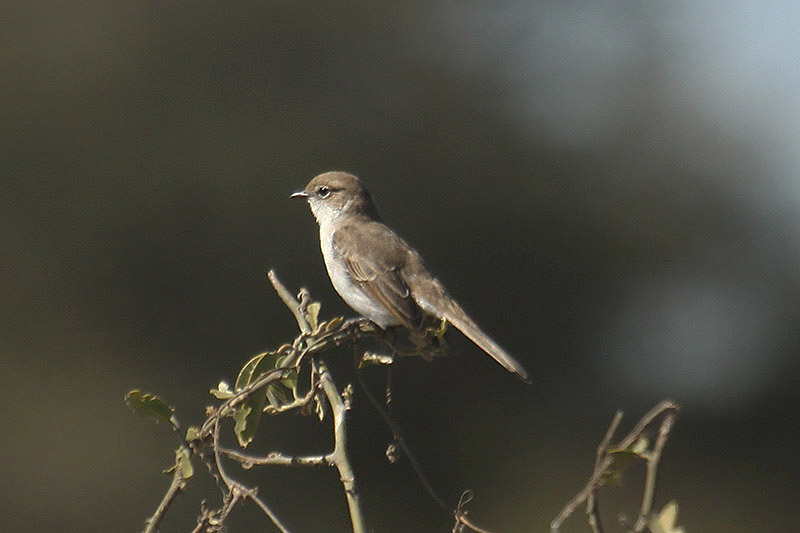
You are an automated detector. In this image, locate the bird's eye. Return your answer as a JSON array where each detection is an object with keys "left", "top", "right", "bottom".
[{"left": 317, "top": 186, "right": 331, "bottom": 199}]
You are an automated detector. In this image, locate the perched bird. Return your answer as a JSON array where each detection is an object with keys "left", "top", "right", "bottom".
[{"left": 292, "top": 171, "right": 529, "bottom": 382}]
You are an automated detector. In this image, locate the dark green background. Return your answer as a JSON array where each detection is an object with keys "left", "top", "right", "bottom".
[{"left": 3, "top": 1, "right": 798, "bottom": 531}]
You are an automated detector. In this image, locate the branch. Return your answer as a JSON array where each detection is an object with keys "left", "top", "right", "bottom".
[
  {"left": 133, "top": 271, "right": 518, "bottom": 532},
  {"left": 206, "top": 399, "right": 292, "bottom": 533},
  {"left": 318, "top": 359, "right": 367, "bottom": 533},
  {"left": 353, "top": 349, "right": 450, "bottom": 512},
  {"left": 354, "top": 350, "right": 497, "bottom": 533},
  {"left": 268, "top": 269, "right": 311, "bottom": 334},
  {"left": 586, "top": 411, "right": 623, "bottom": 533},
  {"left": 143, "top": 447, "right": 192, "bottom": 533},
  {"left": 633, "top": 406, "right": 678, "bottom": 532},
  {"left": 550, "top": 400, "right": 680, "bottom": 533},
  {"left": 219, "top": 447, "right": 328, "bottom": 467}
]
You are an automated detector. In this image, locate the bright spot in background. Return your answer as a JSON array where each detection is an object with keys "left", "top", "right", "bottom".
[
  {"left": 418, "top": 0, "right": 800, "bottom": 210},
  {"left": 410, "top": 1, "right": 800, "bottom": 412},
  {"left": 602, "top": 276, "right": 779, "bottom": 412}
]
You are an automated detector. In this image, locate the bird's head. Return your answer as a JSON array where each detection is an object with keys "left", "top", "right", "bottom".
[{"left": 292, "top": 171, "right": 380, "bottom": 224}]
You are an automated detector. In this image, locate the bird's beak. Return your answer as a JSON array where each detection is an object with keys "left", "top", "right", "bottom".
[{"left": 290, "top": 190, "right": 309, "bottom": 199}]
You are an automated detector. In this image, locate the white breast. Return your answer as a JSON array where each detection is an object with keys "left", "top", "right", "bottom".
[{"left": 318, "top": 221, "right": 401, "bottom": 329}]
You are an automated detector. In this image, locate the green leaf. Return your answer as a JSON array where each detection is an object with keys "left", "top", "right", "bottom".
[
  {"left": 235, "top": 351, "right": 279, "bottom": 391},
  {"left": 305, "top": 301, "right": 322, "bottom": 331},
  {"left": 649, "top": 501, "right": 685, "bottom": 533},
  {"left": 164, "top": 447, "right": 194, "bottom": 479},
  {"left": 125, "top": 390, "right": 175, "bottom": 425},
  {"left": 231, "top": 350, "right": 301, "bottom": 447},
  {"left": 602, "top": 442, "right": 648, "bottom": 486},
  {"left": 233, "top": 403, "right": 259, "bottom": 447},
  {"left": 275, "top": 356, "right": 298, "bottom": 390},
  {"left": 177, "top": 447, "right": 193, "bottom": 478},
  {"left": 209, "top": 380, "right": 234, "bottom": 399},
  {"left": 281, "top": 371, "right": 298, "bottom": 391},
  {"left": 185, "top": 426, "right": 200, "bottom": 442},
  {"left": 233, "top": 389, "right": 268, "bottom": 447},
  {"left": 266, "top": 384, "right": 290, "bottom": 409}
]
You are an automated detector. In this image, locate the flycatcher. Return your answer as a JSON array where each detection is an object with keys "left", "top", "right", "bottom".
[{"left": 292, "top": 171, "right": 530, "bottom": 382}]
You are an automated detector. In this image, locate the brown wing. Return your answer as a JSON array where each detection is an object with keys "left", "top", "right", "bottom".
[{"left": 333, "top": 222, "right": 423, "bottom": 329}]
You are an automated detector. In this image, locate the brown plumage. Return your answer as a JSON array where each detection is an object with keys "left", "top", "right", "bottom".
[{"left": 293, "top": 171, "right": 530, "bottom": 382}]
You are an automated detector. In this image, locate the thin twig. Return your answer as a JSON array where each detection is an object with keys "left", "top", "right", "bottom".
[
  {"left": 139, "top": 271, "right": 521, "bottom": 533},
  {"left": 219, "top": 447, "right": 328, "bottom": 467},
  {"left": 317, "top": 359, "right": 367, "bottom": 533},
  {"left": 247, "top": 490, "right": 293, "bottom": 533},
  {"left": 617, "top": 400, "right": 678, "bottom": 450},
  {"left": 452, "top": 491, "right": 496, "bottom": 533},
  {"left": 586, "top": 410, "right": 623, "bottom": 533},
  {"left": 142, "top": 448, "right": 191, "bottom": 533},
  {"left": 550, "top": 401, "right": 679, "bottom": 533},
  {"left": 268, "top": 269, "right": 311, "bottom": 334},
  {"left": 633, "top": 409, "right": 677, "bottom": 532},
  {"left": 264, "top": 384, "right": 317, "bottom": 414},
  {"left": 353, "top": 349, "right": 451, "bottom": 512},
  {"left": 208, "top": 398, "right": 293, "bottom": 533},
  {"left": 354, "top": 350, "right": 496, "bottom": 533},
  {"left": 551, "top": 412, "right": 622, "bottom": 532}
]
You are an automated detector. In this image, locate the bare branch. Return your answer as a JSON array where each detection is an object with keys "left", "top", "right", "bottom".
[
  {"left": 551, "top": 401, "right": 680, "bottom": 533},
  {"left": 317, "top": 359, "right": 367, "bottom": 533},
  {"left": 353, "top": 348, "right": 451, "bottom": 513},
  {"left": 268, "top": 269, "right": 311, "bottom": 334},
  {"left": 633, "top": 408, "right": 678, "bottom": 532},
  {"left": 142, "top": 448, "right": 191, "bottom": 533},
  {"left": 355, "top": 350, "right": 497, "bottom": 533},
  {"left": 219, "top": 447, "right": 328, "bottom": 467},
  {"left": 586, "top": 410, "right": 623, "bottom": 533}
]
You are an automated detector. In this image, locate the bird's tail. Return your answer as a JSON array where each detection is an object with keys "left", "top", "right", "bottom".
[{"left": 442, "top": 298, "right": 531, "bottom": 383}]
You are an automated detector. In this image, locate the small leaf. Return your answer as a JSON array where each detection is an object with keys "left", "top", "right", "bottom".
[
  {"left": 606, "top": 448, "right": 643, "bottom": 466},
  {"left": 164, "top": 447, "right": 193, "bottom": 479},
  {"left": 649, "top": 501, "right": 685, "bottom": 533},
  {"left": 359, "top": 352, "right": 395, "bottom": 368},
  {"left": 185, "top": 426, "right": 200, "bottom": 442},
  {"left": 274, "top": 355, "right": 298, "bottom": 391},
  {"left": 210, "top": 381, "right": 234, "bottom": 399},
  {"left": 602, "top": 446, "right": 647, "bottom": 486},
  {"left": 235, "top": 351, "right": 279, "bottom": 391},
  {"left": 233, "top": 404, "right": 253, "bottom": 445},
  {"left": 233, "top": 391, "right": 267, "bottom": 448},
  {"left": 231, "top": 351, "right": 296, "bottom": 447},
  {"left": 281, "top": 370, "right": 298, "bottom": 391},
  {"left": 631, "top": 435, "right": 650, "bottom": 455},
  {"left": 305, "top": 301, "right": 321, "bottom": 331},
  {"left": 125, "top": 390, "right": 175, "bottom": 425},
  {"left": 176, "top": 447, "right": 194, "bottom": 479},
  {"left": 266, "top": 384, "right": 289, "bottom": 409}
]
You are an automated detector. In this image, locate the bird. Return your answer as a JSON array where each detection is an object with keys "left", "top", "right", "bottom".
[{"left": 291, "top": 171, "right": 530, "bottom": 382}]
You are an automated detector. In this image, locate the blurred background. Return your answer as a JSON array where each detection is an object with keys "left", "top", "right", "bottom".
[{"left": 2, "top": 1, "right": 799, "bottom": 531}]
